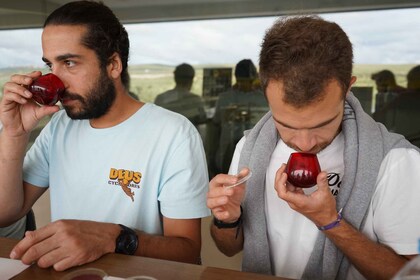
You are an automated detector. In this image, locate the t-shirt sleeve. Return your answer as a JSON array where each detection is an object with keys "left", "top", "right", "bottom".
[
  {"left": 158, "top": 129, "right": 211, "bottom": 219},
  {"left": 372, "top": 147, "right": 420, "bottom": 255}
]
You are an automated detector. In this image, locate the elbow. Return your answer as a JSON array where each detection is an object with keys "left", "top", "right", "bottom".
[
  {"left": 0, "top": 205, "right": 27, "bottom": 227},
  {"left": 0, "top": 214, "right": 21, "bottom": 227},
  {"left": 186, "top": 240, "right": 202, "bottom": 264},
  {"left": 216, "top": 244, "right": 241, "bottom": 257}
]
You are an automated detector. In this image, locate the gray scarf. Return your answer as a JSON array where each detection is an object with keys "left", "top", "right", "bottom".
[{"left": 238, "top": 92, "right": 418, "bottom": 279}]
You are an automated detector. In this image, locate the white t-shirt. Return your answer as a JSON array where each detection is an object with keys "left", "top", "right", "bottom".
[
  {"left": 23, "top": 103, "right": 210, "bottom": 234},
  {"left": 230, "top": 132, "right": 420, "bottom": 280}
]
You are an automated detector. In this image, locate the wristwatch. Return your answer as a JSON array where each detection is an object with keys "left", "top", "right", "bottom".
[
  {"left": 213, "top": 216, "right": 242, "bottom": 228},
  {"left": 115, "top": 224, "right": 138, "bottom": 255},
  {"left": 213, "top": 206, "right": 243, "bottom": 229}
]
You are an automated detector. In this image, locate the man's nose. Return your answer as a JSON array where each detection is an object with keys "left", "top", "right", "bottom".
[
  {"left": 294, "top": 130, "right": 317, "bottom": 152},
  {"left": 50, "top": 69, "right": 67, "bottom": 89}
]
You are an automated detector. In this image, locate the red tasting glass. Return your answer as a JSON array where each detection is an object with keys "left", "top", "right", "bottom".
[
  {"left": 285, "top": 152, "right": 321, "bottom": 188},
  {"left": 29, "top": 73, "right": 65, "bottom": 105},
  {"left": 61, "top": 268, "right": 107, "bottom": 280}
]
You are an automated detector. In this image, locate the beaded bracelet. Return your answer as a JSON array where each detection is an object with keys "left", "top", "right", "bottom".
[{"left": 317, "top": 208, "right": 343, "bottom": 231}]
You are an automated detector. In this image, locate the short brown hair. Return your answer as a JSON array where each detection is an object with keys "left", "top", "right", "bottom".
[{"left": 259, "top": 16, "right": 353, "bottom": 107}]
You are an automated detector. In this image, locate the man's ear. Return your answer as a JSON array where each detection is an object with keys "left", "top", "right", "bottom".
[
  {"left": 346, "top": 76, "right": 358, "bottom": 95},
  {"left": 107, "top": 52, "right": 123, "bottom": 79}
]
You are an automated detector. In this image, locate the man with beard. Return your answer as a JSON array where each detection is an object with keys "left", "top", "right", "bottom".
[
  {"left": 206, "top": 16, "right": 420, "bottom": 279},
  {"left": 0, "top": 1, "right": 209, "bottom": 271}
]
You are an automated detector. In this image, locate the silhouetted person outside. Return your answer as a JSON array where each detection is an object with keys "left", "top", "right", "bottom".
[
  {"left": 155, "top": 63, "right": 207, "bottom": 126},
  {"left": 212, "top": 59, "right": 268, "bottom": 173},
  {"left": 371, "top": 69, "right": 405, "bottom": 112},
  {"left": 373, "top": 66, "right": 420, "bottom": 146},
  {"left": 407, "top": 65, "right": 420, "bottom": 92}
]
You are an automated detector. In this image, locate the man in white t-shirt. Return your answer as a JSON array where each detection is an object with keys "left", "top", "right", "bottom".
[
  {"left": 206, "top": 16, "right": 420, "bottom": 280},
  {"left": 0, "top": 1, "right": 209, "bottom": 272}
]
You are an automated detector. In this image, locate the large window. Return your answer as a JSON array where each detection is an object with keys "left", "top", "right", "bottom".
[{"left": 1, "top": 7, "right": 419, "bottom": 175}]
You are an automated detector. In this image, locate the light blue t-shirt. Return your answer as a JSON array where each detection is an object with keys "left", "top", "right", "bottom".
[{"left": 23, "top": 103, "right": 210, "bottom": 234}]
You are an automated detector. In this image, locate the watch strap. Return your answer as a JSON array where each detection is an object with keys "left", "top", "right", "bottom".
[{"left": 213, "top": 206, "right": 243, "bottom": 229}]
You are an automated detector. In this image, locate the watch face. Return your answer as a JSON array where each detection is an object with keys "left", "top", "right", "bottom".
[
  {"left": 122, "top": 233, "right": 138, "bottom": 254},
  {"left": 117, "top": 226, "right": 138, "bottom": 255}
]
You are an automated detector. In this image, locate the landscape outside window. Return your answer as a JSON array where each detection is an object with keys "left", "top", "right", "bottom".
[{"left": 1, "top": 7, "right": 419, "bottom": 174}]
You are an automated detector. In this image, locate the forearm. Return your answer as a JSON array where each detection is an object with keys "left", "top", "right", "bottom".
[
  {"left": 0, "top": 131, "right": 29, "bottom": 223},
  {"left": 210, "top": 223, "right": 243, "bottom": 257},
  {"left": 325, "top": 219, "right": 409, "bottom": 279},
  {"left": 135, "top": 230, "right": 201, "bottom": 264}
]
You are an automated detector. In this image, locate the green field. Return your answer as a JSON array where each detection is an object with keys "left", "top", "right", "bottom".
[{"left": 0, "top": 63, "right": 417, "bottom": 104}]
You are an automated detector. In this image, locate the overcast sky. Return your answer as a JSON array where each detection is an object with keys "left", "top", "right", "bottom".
[{"left": 0, "top": 7, "right": 419, "bottom": 69}]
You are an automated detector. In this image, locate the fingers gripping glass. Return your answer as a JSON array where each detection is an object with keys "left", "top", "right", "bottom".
[{"left": 224, "top": 171, "right": 253, "bottom": 189}]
